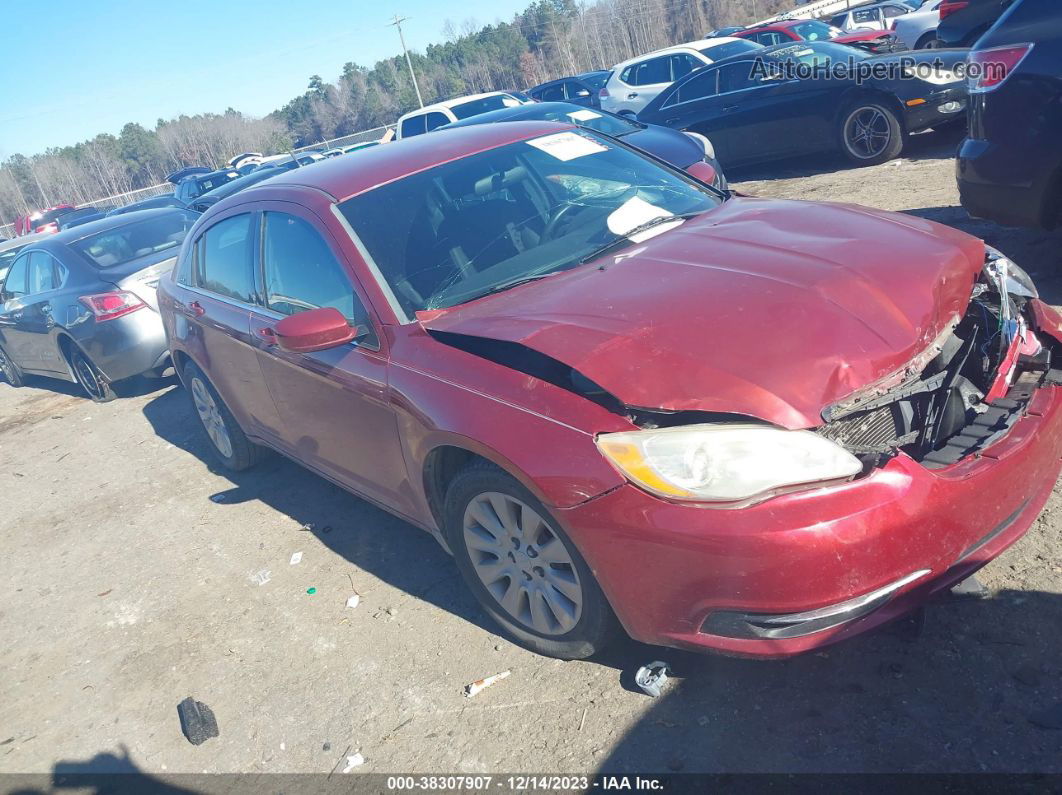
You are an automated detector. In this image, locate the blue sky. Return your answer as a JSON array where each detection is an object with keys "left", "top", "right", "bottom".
[{"left": 0, "top": 0, "right": 531, "bottom": 159}]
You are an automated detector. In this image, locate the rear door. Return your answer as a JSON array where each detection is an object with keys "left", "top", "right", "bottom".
[
  {"left": 174, "top": 209, "right": 283, "bottom": 435},
  {"left": 246, "top": 206, "right": 412, "bottom": 512},
  {"left": 651, "top": 68, "right": 736, "bottom": 161},
  {"left": 0, "top": 253, "right": 31, "bottom": 367},
  {"left": 623, "top": 55, "right": 673, "bottom": 114},
  {"left": 11, "top": 251, "right": 69, "bottom": 373}
]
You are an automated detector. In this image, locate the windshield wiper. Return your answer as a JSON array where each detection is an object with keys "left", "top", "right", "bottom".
[
  {"left": 449, "top": 273, "right": 556, "bottom": 306},
  {"left": 579, "top": 212, "right": 701, "bottom": 267}
]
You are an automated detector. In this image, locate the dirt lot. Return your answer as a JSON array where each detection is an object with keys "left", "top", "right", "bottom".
[{"left": 2, "top": 127, "right": 1061, "bottom": 780}]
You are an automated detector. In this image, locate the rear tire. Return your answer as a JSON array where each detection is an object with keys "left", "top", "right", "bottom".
[
  {"left": 443, "top": 460, "right": 621, "bottom": 659},
  {"left": 915, "top": 32, "right": 939, "bottom": 49},
  {"left": 182, "top": 361, "right": 264, "bottom": 471},
  {"left": 69, "top": 347, "right": 117, "bottom": 403},
  {"left": 0, "top": 344, "right": 24, "bottom": 387},
  {"left": 839, "top": 100, "right": 904, "bottom": 166}
]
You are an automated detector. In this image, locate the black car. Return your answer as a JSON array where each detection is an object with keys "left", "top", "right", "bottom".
[
  {"left": 106, "top": 194, "right": 188, "bottom": 217},
  {"left": 186, "top": 166, "right": 286, "bottom": 213},
  {"left": 529, "top": 71, "right": 612, "bottom": 107},
  {"left": 56, "top": 207, "right": 106, "bottom": 230},
  {"left": 172, "top": 169, "right": 238, "bottom": 205},
  {"left": 958, "top": 0, "right": 1061, "bottom": 228},
  {"left": 937, "top": 0, "right": 1014, "bottom": 46},
  {"left": 440, "top": 101, "right": 727, "bottom": 189},
  {"left": 638, "top": 42, "right": 969, "bottom": 168}
]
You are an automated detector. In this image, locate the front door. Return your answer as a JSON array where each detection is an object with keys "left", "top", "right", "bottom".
[{"left": 247, "top": 206, "right": 413, "bottom": 514}]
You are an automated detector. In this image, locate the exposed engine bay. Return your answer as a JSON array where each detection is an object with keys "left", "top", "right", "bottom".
[{"left": 818, "top": 250, "right": 1058, "bottom": 469}]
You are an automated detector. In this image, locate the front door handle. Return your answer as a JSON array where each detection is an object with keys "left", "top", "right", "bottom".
[{"left": 256, "top": 326, "right": 277, "bottom": 346}]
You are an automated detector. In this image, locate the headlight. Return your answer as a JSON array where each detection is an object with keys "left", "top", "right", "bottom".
[
  {"left": 595, "top": 424, "right": 862, "bottom": 507},
  {"left": 985, "top": 245, "right": 1037, "bottom": 298}
]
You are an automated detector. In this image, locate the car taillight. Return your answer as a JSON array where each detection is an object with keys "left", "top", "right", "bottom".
[
  {"left": 939, "top": 0, "right": 969, "bottom": 19},
  {"left": 968, "top": 43, "right": 1033, "bottom": 92},
  {"left": 79, "top": 291, "right": 146, "bottom": 322},
  {"left": 35, "top": 222, "right": 58, "bottom": 234},
  {"left": 599, "top": 86, "right": 610, "bottom": 98}
]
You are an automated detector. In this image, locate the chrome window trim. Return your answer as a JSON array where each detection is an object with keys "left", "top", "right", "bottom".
[
  {"left": 329, "top": 203, "right": 411, "bottom": 325},
  {"left": 179, "top": 282, "right": 261, "bottom": 313}
]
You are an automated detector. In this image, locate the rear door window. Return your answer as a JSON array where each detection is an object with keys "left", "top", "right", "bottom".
[
  {"left": 883, "top": 5, "right": 907, "bottom": 17},
  {"left": 1, "top": 253, "right": 29, "bottom": 302},
  {"left": 539, "top": 83, "right": 566, "bottom": 101},
  {"left": 853, "top": 8, "right": 881, "bottom": 24},
  {"left": 669, "top": 69, "right": 720, "bottom": 105},
  {"left": 669, "top": 53, "right": 701, "bottom": 80},
  {"left": 26, "top": 252, "right": 62, "bottom": 294},
  {"left": 194, "top": 214, "right": 255, "bottom": 303},
  {"left": 400, "top": 115, "right": 427, "bottom": 138},
  {"left": 633, "top": 56, "right": 671, "bottom": 86},
  {"left": 425, "top": 112, "right": 451, "bottom": 132}
]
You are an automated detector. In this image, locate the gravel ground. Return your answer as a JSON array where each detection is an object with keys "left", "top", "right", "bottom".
[{"left": 2, "top": 126, "right": 1061, "bottom": 781}]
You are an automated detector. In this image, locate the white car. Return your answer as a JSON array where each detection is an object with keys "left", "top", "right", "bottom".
[
  {"left": 892, "top": 0, "right": 943, "bottom": 49},
  {"left": 600, "top": 37, "right": 763, "bottom": 117},
  {"left": 828, "top": 1, "right": 912, "bottom": 32},
  {"left": 395, "top": 92, "right": 527, "bottom": 140}
]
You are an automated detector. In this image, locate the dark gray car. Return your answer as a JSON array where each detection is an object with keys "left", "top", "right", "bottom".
[{"left": 0, "top": 208, "right": 198, "bottom": 401}]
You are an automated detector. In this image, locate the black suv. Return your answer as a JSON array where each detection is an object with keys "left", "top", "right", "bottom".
[
  {"left": 937, "top": 0, "right": 1013, "bottom": 47},
  {"left": 957, "top": 0, "right": 1062, "bottom": 229}
]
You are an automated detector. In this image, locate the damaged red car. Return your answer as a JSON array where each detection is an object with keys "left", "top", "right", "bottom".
[{"left": 158, "top": 122, "right": 1062, "bottom": 659}]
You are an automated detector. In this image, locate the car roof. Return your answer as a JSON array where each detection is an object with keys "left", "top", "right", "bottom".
[
  {"left": 31, "top": 208, "right": 189, "bottom": 248},
  {"left": 236, "top": 121, "right": 577, "bottom": 204},
  {"left": 611, "top": 36, "right": 745, "bottom": 68},
  {"left": 399, "top": 91, "right": 518, "bottom": 117}
]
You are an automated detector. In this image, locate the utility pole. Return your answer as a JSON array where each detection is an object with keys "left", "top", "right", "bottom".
[{"left": 388, "top": 14, "right": 424, "bottom": 108}]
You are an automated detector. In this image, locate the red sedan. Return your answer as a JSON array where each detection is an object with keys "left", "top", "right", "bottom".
[
  {"left": 158, "top": 122, "right": 1062, "bottom": 659},
  {"left": 733, "top": 19, "right": 903, "bottom": 54}
]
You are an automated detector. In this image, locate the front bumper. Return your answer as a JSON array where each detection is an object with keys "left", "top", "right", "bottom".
[
  {"left": 904, "top": 85, "right": 967, "bottom": 133},
  {"left": 559, "top": 374, "right": 1062, "bottom": 658}
]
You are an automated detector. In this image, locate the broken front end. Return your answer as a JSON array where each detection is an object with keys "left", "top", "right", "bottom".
[{"left": 819, "top": 247, "right": 1062, "bottom": 470}]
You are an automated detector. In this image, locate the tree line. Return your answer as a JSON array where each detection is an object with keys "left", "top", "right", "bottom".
[{"left": 1, "top": 0, "right": 786, "bottom": 227}]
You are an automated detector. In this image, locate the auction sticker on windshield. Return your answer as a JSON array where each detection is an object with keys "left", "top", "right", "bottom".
[
  {"left": 527, "top": 131, "right": 607, "bottom": 161},
  {"left": 566, "top": 109, "right": 602, "bottom": 122}
]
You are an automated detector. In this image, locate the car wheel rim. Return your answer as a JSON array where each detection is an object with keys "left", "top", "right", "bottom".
[
  {"left": 73, "top": 353, "right": 104, "bottom": 399},
  {"left": 845, "top": 107, "right": 891, "bottom": 159},
  {"left": 463, "top": 491, "right": 583, "bottom": 636},
  {"left": 190, "top": 376, "right": 233, "bottom": 459},
  {"left": 0, "top": 349, "right": 13, "bottom": 380}
]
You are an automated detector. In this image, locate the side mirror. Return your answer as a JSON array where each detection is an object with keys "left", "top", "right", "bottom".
[
  {"left": 575, "top": 88, "right": 591, "bottom": 97},
  {"left": 686, "top": 160, "right": 718, "bottom": 186},
  {"left": 274, "top": 307, "right": 360, "bottom": 353}
]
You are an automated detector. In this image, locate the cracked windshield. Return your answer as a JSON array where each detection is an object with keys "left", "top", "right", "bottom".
[{"left": 339, "top": 130, "right": 721, "bottom": 313}]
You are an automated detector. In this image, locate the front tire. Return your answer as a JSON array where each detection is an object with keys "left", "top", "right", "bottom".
[
  {"left": 0, "top": 344, "right": 24, "bottom": 387},
  {"left": 443, "top": 461, "right": 621, "bottom": 659},
  {"left": 69, "top": 347, "right": 117, "bottom": 402},
  {"left": 839, "top": 100, "right": 904, "bottom": 166},
  {"left": 183, "top": 361, "right": 263, "bottom": 471}
]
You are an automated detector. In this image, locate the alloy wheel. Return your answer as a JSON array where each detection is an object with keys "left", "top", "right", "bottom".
[
  {"left": 844, "top": 106, "right": 892, "bottom": 160},
  {"left": 462, "top": 491, "right": 583, "bottom": 635},
  {"left": 190, "top": 376, "right": 234, "bottom": 459},
  {"left": 72, "top": 352, "right": 105, "bottom": 400}
]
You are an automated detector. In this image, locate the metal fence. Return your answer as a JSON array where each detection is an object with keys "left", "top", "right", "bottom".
[{"left": 0, "top": 124, "right": 396, "bottom": 240}]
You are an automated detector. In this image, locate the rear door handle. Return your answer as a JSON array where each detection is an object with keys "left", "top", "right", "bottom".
[{"left": 180, "top": 300, "right": 206, "bottom": 318}]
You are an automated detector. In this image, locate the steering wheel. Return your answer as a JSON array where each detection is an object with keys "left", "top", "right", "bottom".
[{"left": 541, "top": 203, "right": 583, "bottom": 241}]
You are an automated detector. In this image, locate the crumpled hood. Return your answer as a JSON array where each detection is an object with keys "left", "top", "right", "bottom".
[{"left": 422, "top": 197, "right": 986, "bottom": 429}]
